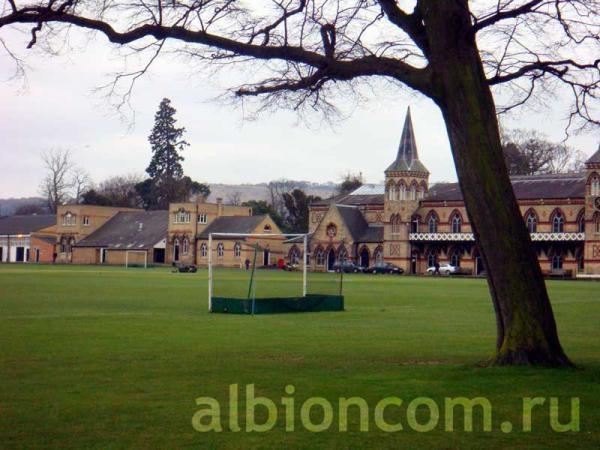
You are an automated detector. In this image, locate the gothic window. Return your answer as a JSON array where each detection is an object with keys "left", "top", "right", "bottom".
[
  {"left": 200, "top": 243, "right": 207, "bottom": 257},
  {"left": 419, "top": 183, "right": 427, "bottom": 200},
  {"left": 410, "top": 183, "right": 417, "bottom": 200},
  {"left": 428, "top": 213, "right": 438, "bottom": 233},
  {"left": 388, "top": 183, "right": 397, "bottom": 201},
  {"left": 450, "top": 249, "right": 461, "bottom": 267},
  {"left": 451, "top": 212, "right": 462, "bottom": 233},
  {"left": 398, "top": 182, "right": 406, "bottom": 200},
  {"left": 289, "top": 247, "right": 300, "bottom": 264},
  {"left": 315, "top": 247, "right": 325, "bottom": 266},
  {"left": 182, "top": 238, "right": 190, "bottom": 255},
  {"left": 577, "top": 210, "right": 585, "bottom": 233},
  {"left": 411, "top": 216, "right": 420, "bottom": 233},
  {"left": 217, "top": 243, "right": 224, "bottom": 257},
  {"left": 552, "top": 210, "right": 564, "bottom": 233},
  {"left": 427, "top": 252, "right": 436, "bottom": 268},
  {"left": 590, "top": 173, "right": 600, "bottom": 196},
  {"left": 374, "top": 247, "right": 384, "bottom": 265},
  {"left": 338, "top": 247, "right": 348, "bottom": 262},
  {"left": 551, "top": 254, "right": 563, "bottom": 270},
  {"left": 234, "top": 243, "right": 241, "bottom": 258},
  {"left": 526, "top": 211, "right": 538, "bottom": 233}
]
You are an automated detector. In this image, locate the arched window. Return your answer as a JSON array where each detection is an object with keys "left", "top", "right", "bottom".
[
  {"left": 173, "top": 209, "right": 191, "bottom": 224},
  {"left": 410, "top": 182, "right": 417, "bottom": 200},
  {"left": 289, "top": 247, "right": 300, "bottom": 264},
  {"left": 182, "top": 238, "right": 189, "bottom": 255},
  {"left": 427, "top": 212, "right": 438, "bottom": 233},
  {"left": 387, "top": 182, "right": 397, "bottom": 201},
  {"left": 411, "top": 216, "right": 420, "bottom": 233},
  {"left": 62, "top": 212, "right": 76, "bottom": 226},
  {"left": 263, "top": 224, "right": 272, "bottom": 233},
  {"left": 577, "top": 210, "right": 585, "bottom": 233},
  {"left": 427, "top": 251, "right": 437, "bottom": 268},
  {"left": 391, "top": 214, "right": 401, "bottom": 235},
  {"left": 525, "top": 211, "right": 538, "bottom": 233},
  {"left": 450, "top": 248, "right": 461, "bottom": 267},
  {"left": 60, "top": 237, "right": 68, "bottom": 253},
  {"left": 398, "top": 182, "right": 406, "bottom": 200},
  {"left": 450, "top": 212, "right": 462, "bottom": 233},
  {"left": 338, "top": 247, "right": 348, "bottom": 262},
  {"left": 551, "top": 253, "right": 563, "bottom": 270},
  {"left": 419, "top": 182, "right": 427, "bottom": 200},
  {"left": 315, "top": 247, "right": 325, "bottom": 266},
  {"left": 200, "top": 243, "right": 207, "bottom": 257},
  {"left": 590, "top": 173, "right": 600, "bottom": 196},
  {"left": 374, "top": 246, "right": 384, "bottom": 265},
  {"left": 552, "top": 210, "right": 564, "bottom": 233},
  {"left": 217, "top": 243, "right": 224, "bottom": 257},
  {"left": 234, "top": 243, "right": 241, "bottom": 258}
]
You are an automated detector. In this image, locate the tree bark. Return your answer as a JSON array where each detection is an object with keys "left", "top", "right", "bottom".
[{"left": 421, "top": 0, "right": 572, "bottom": 366}]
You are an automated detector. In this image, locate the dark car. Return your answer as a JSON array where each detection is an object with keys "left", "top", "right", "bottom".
[
  {"left": 368, "top": 263, "right": 404, "bottom": 275},
  {"left": 172, "top": 263, "right": 197, "bottom": 273},
  {"left": 333, "top": 261, "right": 364, "bottom": 273}
]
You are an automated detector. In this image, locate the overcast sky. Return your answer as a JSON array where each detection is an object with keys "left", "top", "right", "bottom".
[{"left": 0, "top": 27, "right": 597, "bottom": 199}]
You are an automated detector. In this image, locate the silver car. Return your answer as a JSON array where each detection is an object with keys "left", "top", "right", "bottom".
[{"left": 426, "top": 264, "right": 459, "bottom": 275}]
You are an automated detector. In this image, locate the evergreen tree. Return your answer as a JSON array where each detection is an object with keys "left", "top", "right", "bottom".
[{"left": 146, "top": 98, "right": 189, "bottom": 208}]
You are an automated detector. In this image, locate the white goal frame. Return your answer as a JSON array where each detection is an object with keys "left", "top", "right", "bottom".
[
  {"left": 125, "top": 250, "right": 148, "bottom": 269},
  {"left": 207, "top": 232, "right": 308, "bottom": 312}
]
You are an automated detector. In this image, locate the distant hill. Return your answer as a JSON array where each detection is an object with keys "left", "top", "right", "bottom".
[
  {"left": 0, "top": 197, "right": 47, "bottom": 216},
  {"left": 206, "top": 182, "right": 337, "bottom": 204},
  {"left": 0, "top": 182, "right": 337, "bottom": 215}
]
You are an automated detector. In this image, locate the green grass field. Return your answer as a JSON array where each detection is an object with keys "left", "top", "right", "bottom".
[{"left": 0, "top": 265, "right": 598, "bottom": 449}]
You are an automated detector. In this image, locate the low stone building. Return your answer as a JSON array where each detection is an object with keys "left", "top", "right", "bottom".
[
  {"left": 196, "top": 215, "right": 285, "bottom": 268},
  {"left": 0, "top": 214, "right": 56, "bottom": 263},
  {"left": 72, "top": 210, "right": 168, "bottom": 266}
]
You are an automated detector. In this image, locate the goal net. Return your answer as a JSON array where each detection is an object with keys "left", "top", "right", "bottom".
[{"left": 207, "top": 232, "right": 343, "bottom": 314}]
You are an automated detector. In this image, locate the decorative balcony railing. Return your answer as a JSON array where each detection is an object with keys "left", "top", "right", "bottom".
[{"left": 409, "top": 232, "right": 585, "bottom": 242}]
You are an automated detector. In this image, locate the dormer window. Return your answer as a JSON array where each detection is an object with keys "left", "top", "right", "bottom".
[
  {"left": 173, "top": 208, "right": 191, "bottom": 224},
  {"left": 197, "top": 213, "right": 208, "bottom": 224}
]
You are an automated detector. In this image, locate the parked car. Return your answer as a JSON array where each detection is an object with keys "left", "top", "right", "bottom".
[
  {"left": 368, "top": 263, "right": 404, "bottom": 275},
  {"left": 283, "top": 262, "right": 300, "bottom": 271},
  {"left": 333, "top": 261, "right": 364, "bottom": 273},
  {"left": 426, "top": 264, "right": 459, "bottom": 275},
  {"left": 172, "top": 263, "right": 197, "bottom": 273}
]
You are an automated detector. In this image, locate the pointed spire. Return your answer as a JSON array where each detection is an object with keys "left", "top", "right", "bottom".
[{"left": 385, "top": 107, "right": 429, "bottom": 174}]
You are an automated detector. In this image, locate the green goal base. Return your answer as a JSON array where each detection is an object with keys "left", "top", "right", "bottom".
[{"left": 210, "top": 294, "right": 344, "bottom": 314}]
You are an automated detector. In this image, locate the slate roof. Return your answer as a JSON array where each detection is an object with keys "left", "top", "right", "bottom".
[
  {"left": 75, "top": 211, "right": 168, "bottom": 249},
  {"left": 358, "top": 225, "right": 384, "bottom": 243},
  {"left": 311, "top": 193, "right": 384, "bottom": 207},
  {"left": 587, "top": 145, "right": 600, "bottom": 164},
  {"left": 0, "top": 214, "right": 56, "bottom": 235},
  {"left": 197, "top": 215, "right": 267, "bottom": 239},
  {"left": 425, "top": 173, "right": 587, "bottom": 202},
  {"left": 385, "top": 107, "right": 429, "bottom": 174}
]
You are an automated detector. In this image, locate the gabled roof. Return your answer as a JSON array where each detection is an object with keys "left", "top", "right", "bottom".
[
  {"left": 75, "top": 211, "right": 168, "bottom": 249},
  {"left": 425, "top": 173, "right": 587, "bottom": 202},
  {"left": 335, "top": 205, "right": 370, "bottom": 241},
  {"left": 385, "top": 107, "right": 429, "bottom": 174},
  {"left": 197, "top": 215, "right": 269, "bottom": 239},
  {"left": 0, "top": 214, "right": 56, "bottom": 236}
]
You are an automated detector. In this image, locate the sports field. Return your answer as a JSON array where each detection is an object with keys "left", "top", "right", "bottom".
[{"left": 0, "top": 265, "right": 598, "bottom": 449}]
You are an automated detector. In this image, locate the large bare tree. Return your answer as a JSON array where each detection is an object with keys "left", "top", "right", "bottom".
[
  {"left": 2, "top": 0, "right": 598, "bottom": 366},
  {"left": 40, "top": 148, "right": 73, "bottom": 213}
]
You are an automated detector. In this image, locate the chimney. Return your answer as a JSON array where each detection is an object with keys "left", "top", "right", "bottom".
[{"left": 216, "top": 197, "right": 224, "bottom": 216}]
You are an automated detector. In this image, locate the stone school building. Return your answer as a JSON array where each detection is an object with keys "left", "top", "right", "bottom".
[{"left": 300, "top": 109, "right": 600, "bottom": 276}]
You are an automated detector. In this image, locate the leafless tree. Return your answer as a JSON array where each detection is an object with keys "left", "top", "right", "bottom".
[
  {"left": 227, "top": 191, "right": 243, "bottom": 206},
  {"left": 267, "top": 179, "right": 298, "bottom": 217},
  {"left": 71, "top": 166, "right": 91, "bottom": 203},
  {"left": 2, "top": 0, "right": 598, "bottom": 366},
  {"left": 40, "top": 148, "right": 73, "bottom": 213}
]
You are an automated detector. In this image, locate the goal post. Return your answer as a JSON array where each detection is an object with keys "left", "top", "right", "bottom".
[
  {"left": 207, "top": 232, "right": 308, "bottom": 312},
  {"left": 125, "top": 250, "right": 148, "bottom": 269}
]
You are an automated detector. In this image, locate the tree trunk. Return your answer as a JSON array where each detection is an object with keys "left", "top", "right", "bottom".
[{"left": 421, "top": 0, "right": 572, "bottom": 366}]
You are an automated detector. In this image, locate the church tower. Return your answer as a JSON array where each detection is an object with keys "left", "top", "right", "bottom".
[{"left": 383, "top": 107, "right": 430, "bottom": 271}]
